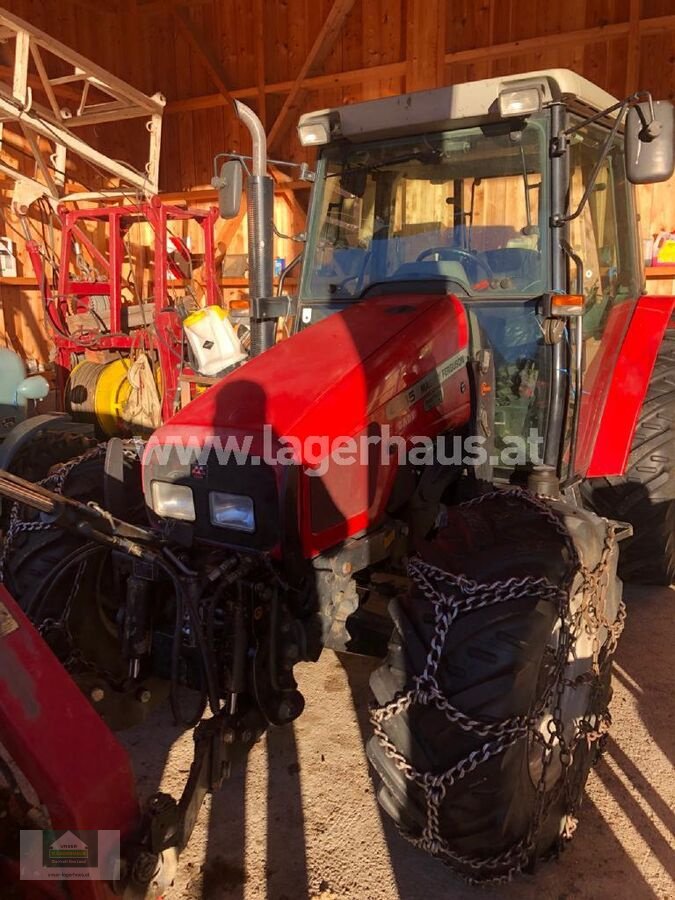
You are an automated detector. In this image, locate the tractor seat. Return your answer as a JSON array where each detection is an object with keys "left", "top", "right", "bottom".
[{"left": 477, "top": 248, "right": 541, "bottom": 287}]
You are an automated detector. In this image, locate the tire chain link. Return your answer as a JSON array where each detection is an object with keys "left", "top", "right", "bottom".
[
  {"left": 0, "top": 442, "right": 142, "bottom": 687},
  {"left": 369, "top": 487, "right": 625, "bottom": 884},
  {"left": 0, "top": 443, "right": 109, "bottom": 582}
]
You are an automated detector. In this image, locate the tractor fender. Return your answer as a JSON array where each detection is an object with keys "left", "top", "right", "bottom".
[
  {"left": 0, "top": 412, "right": 94, "bottom": 472},
  {"left": 587, "top": 295, "right": 675, "bottom": 478}
]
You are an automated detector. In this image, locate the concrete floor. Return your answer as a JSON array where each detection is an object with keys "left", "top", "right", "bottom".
[{"left": 123, "top": 584, "right": 675, "bottom": 900}]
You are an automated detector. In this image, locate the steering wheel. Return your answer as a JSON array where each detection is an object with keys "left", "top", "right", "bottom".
[{"left": 416, "top": 246, "right": 494, "bottom": 281}]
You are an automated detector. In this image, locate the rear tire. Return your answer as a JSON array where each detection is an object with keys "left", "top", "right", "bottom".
[
  {"left": 6, "top": 430, "right": 98, "bottom": 483},
  {"left": 3, "top": 443, "right": 142, "bottom": 622},
  {"left": 581, "top": 328, "right": 675, "bottom": 584},
  {"left": 367, "top": 492, "right": 623, "bottom": 882}
]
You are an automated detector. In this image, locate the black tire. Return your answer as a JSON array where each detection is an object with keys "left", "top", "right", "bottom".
[
  {"left": 367, "top": 493, "right": 622, "bottom": 882},
  {"left": 6, "top": 430, "right": 98, "bottom": 483},
  {"left": 581, "top": 328, "right": 675, "bottom": 584},
  {"left": 667, "top": 499, "right": 675, "bottom": 579},
  {"left": 3, "top": 443, "right": 143, "bottom": 624}
]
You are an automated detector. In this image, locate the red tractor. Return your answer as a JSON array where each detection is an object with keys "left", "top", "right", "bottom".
[{"left": 0, "top": 70, "right": 673, "bottom": 895}]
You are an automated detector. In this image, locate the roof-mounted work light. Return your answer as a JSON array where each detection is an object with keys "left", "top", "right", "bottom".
[
  {"left": 297, "top": 114, "right": 332, "bottom": 147},
  {"left": 498, "top": 86, "right": 543, "bottom": 118}
]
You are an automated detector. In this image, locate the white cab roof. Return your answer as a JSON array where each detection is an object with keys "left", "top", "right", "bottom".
[{"left": 298, "top": 69, "right": 620, "bottom": 144}]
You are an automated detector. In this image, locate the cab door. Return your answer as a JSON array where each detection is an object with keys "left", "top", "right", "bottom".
[{"left": 566, "top": 118, "right": 643, "bottom": 477}]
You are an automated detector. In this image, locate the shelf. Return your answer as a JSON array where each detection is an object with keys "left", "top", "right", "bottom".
[
  {"left": 0, "top": 276, "right": 39, "bottom": 286},
  {"left": 645, "top": 265, "right": 675, "bottom": 279},
  {"left": 0, "top": 276, "right": 298, "bottom": 289},
  {"left": 164, "top": 277, "right": 298, "bottom": 289}
]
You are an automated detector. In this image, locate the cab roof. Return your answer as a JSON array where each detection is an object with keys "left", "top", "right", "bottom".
[{"left": 298, "top": 69, "right": 619, "bottom": 145}]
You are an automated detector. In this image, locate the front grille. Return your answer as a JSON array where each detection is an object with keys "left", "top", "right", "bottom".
[{"left": 144, "top": 443, "right": 280, "bottom": 550}]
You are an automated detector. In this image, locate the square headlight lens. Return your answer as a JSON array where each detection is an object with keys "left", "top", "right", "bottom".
[
  {"left": 498, "top": 87, "right": 542, "bottom": 118},
  {"left": 151, "top": 481, "right": 196, "bottom": 521},
  {"left": 298, "top": 120, "right": 330, "bottom": 146},
  {"left": 209, "top": 492, "right": 255, "bottom": 532}
]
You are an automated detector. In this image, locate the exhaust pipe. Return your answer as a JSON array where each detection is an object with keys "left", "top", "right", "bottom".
[{"left": 234, "top": 100, "right": 275, "bottom": 356}]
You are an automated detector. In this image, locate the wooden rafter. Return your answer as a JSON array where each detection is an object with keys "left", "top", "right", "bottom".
[
  {"left": 164, "top": 12, "right": 675, "bottom": 120},
  {"left": 214, "top": 195, "right": 247, "bottom": 259},
  {"left": 172, "top": 5, "right": 235, "bottom": 108},
  {"left": 267, "top": 0, "right": 357, "bottom": 150},
  {"left": 444, "top": 14, "right": 675, "bottom": 66},
  {"left": 166, "top": 60, "right": 408, "bottom": 113}
]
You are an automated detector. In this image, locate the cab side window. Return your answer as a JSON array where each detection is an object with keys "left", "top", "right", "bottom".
[{"left": 569, "top": 122, "right": 640, "bottom": 345}]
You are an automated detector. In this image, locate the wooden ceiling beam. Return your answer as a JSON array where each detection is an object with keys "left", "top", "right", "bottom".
[
  {"left": 165, "top": 60, "right": 407, "bottom": 114},
  {"left": 172, "top": 5, "right": 236, "bottom": 108},
  {"left": 163, "top": 12, "right": 675, "bottom": 119},
  {"left": 267, "top": 0, "right": 357, "bottom": 150},
  {"left": 445, "top": 21, "right": 629, "bottom": 65}
]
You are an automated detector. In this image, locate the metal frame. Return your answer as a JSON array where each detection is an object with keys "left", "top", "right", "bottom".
[
  {"left": 0, "top": 6, "right": 165, "bottom": 203},
  {"left": 26, "top": 198, "right": 221, "bottom": 422}
]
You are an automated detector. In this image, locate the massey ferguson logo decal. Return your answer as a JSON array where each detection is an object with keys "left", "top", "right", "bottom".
[{"left": 386, "top": 350, "right": 468, "bottom": 420}]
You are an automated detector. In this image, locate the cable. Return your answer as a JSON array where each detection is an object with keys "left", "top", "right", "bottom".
[
  {"left": 157, "top": 558, "right": 221, "bottom": 723},
  {"left": 169, "top": 576, "right": 207, "bottom": 727}
]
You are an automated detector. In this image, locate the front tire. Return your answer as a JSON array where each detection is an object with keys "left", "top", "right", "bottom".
[{"left": 367, "top": 491, "right": 624, "bottom": 882}]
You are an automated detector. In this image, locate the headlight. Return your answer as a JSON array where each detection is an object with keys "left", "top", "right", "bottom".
[
  {"left": 498, "top": 86, "right": 542, "bottom": 118},
  {"left": 209, "top": 491, "right": 255, "bottom": 532},
  {"left": 297, "top": 112, "right": 332, "bottom": 146},
  {"left": 151, "top": 481, "right": 196, "bottom": 521}
]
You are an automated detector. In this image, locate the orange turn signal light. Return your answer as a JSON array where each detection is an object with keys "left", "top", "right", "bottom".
[{"left": 551, "top": 294, "right": 584, "bottom": 316}]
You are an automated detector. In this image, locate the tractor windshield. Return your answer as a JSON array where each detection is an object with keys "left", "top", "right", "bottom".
[{"left": 300, "top": 116, "right": 548, "bottom": 302}]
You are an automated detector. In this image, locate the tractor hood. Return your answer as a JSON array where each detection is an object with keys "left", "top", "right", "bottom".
[
  {"left": 144, "top": 292, "right": 471, "bottom": 554},
  {"left": 149, "top": 293, "right": 469, "bottom": 455}
]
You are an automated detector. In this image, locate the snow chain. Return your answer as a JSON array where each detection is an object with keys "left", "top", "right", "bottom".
[
  {"left": 370, "top": 488, "right": 625, "bottom": 884},
  {"left": 0, "top": 443, "right": 136, "bottom": 584}
]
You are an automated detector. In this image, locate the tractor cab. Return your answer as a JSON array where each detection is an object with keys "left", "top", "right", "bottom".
[{"left": 293, "top": 70, "right": 674, "bottom": 481}]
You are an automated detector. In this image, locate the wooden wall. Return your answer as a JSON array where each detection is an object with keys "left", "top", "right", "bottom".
[
  {"left": 0, "top": 1, "right": 673, "bottom": 190},
  {"left": 1, "top": 0, "right": 675, "bottom": 362}
]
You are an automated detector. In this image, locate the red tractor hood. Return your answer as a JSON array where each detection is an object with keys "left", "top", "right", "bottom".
[{"left": 150, "top": 293, "right": 470, "bottom": 460}]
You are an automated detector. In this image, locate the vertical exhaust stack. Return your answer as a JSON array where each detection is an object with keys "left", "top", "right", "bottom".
[{"left": 234, "top": 100, "right": 275, "bottom": 356}]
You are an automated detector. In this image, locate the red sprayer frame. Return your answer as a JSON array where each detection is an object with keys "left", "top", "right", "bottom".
[{"left": 25, "top": 198, "right": 221, "bottom": 423}]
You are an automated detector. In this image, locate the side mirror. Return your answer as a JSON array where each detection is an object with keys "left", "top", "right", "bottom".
[
  {"left": 16, "top": 374, "right": 49, "bottom": 404},
  {"left": 211, "top": 159, "right": 243, "bottom": 219},
  {"left": 625, "top": 100, "right": 675, "bottom": 184}
]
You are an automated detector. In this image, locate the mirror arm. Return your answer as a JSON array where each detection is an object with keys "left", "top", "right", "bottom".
[
  {"left": 552, "top": 101, "right": 627, "bottom": 227},
  {"left": 212, "top": 152, "right": 250, "bottom": 180}
]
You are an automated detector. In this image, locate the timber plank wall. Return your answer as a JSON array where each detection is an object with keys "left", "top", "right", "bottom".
[{"left": 1, "top": 0, "right": 675, "bottom": 362}]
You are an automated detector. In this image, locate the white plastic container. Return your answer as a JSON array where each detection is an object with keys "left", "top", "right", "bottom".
[{"left": 183, "top": 306, "right": 246, "bottom": 376}]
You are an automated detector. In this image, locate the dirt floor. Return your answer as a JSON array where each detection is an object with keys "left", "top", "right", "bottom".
[{"left": 123, "top": 584, "right": 675, "bottom": 900}]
